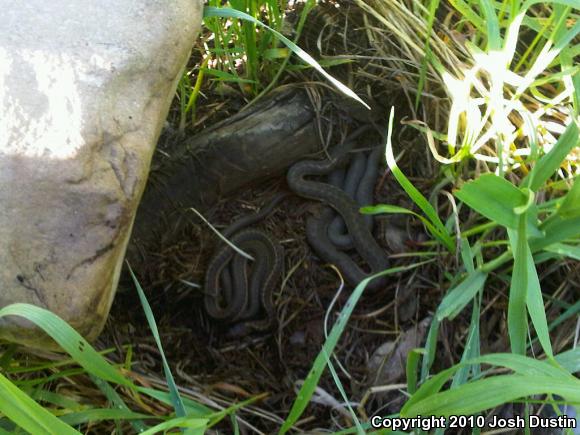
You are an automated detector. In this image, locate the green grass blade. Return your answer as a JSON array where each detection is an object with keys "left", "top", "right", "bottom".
[
  {"left": 90, "top": 374, "right": 148, "bottom": 433},
  {"left": 544, "top": 243, "right": 580, "bottom": 260},
  {"left": 0, "top": 304, "right": 134, "bottom": 388},
  {"left": 478, "top": 354, "right": 572, "bottom": 377},
  {"left": 560, "top": 49, "right": 580, "bottom": 112},
  {"left": 452, "top": 293, "right": 482, "bottom": 387},
  {"left": 384, "top": 108, "right": 455, "bottom": 252},
  {"left": 450, "top": 239, "right": 482, "bottom": 386},
  {"left": 323, "top": 350, "right": 364, "bottom": 434},
  {"left": 558, "top": 176, "right": 580, "bottom": 218},
  {"left": 361, "top": 204, "right": 450, "bottom": 246},
  {"left": 548, "top": 300, "right": 580, "bottom": 334},
  {"left": 524, "top": 120, "right": 579, "bottom": 192},
  {"left": 531, "top": 215, "right": 580, "bottom": 251},
  {"left": 127, "top": 264, "right": 186, "bottom": 418},
  {"left": 436, "top": 270, "right": 488, "bottom": 321},
  {"left": 522, "top": 246, "right": 553, "bottom": 358},
  {"left": 403, "top": 374, "right": 580, "bottom": 417},
  {"left": 420, "top": 316, "right": 440, "bottom": 380},
  {"left": 460, "top": 238, "right": 475, "bottom": 273},
  {"left": 477, "top": 0, "right": 502, "bottom": 50},
  {"left": 229, "top": 0, "right": 258, "bottom": 90},
  {"left": 0, "top": 372, "right": 80, "bottom": 435},
  {"left": 556, "top": 348, "right": 580, "bottom": 373},
  {"left": 455, "top": 174, "right": 527, "bottom": 229},
  {"left": 139, "top": 416, "right": 209, "bottom": 435},
  {"left": 31, "top": 390, "right": 83, "bottom": 411},
  {"left": 405, "top": 353, "right": 576, "bottom": 417},
  {"left": 201, "top": 68, "right": 256, "bottom": 83},
  {"left": 448, "top": 0, "right": 485, "bottom": 31},
  {"left": 138, "top": 388, "right": 213, "bottom": 417},
  {"left": 203, "top": 7, "right": 369, "bottom": 109},
  {"left": 507, "top": 220, "right": 530, "bottom": 355},
  {"left": 415, "top": 0, "right": 441, "bottom": 109},
  {"left": 59, "top": 409, "right": 154, "bottom": 426},
  {"left": 406, "top": 349, "right": 423, "bottom": 395}
]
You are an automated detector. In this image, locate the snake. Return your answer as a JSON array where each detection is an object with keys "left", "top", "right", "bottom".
[
  {"left": 204, "top": 193, "right": 286, "bottom": 331},
  {"left": 327, "top": 147, "right": 381, "bottom": 249},
  {"left": 204, "top": 127, "right": 386, "bottom": 329},
  {"left": 287, "top": 126, "right": 389, "bottom": 291}
]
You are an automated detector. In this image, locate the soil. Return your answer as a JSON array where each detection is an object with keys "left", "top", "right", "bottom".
[
  {"left": 101, "top": 125, "right": 450, "bottom": 432},
  {"left": 95, "top": 2, "right": 580, "bottom": 433}
]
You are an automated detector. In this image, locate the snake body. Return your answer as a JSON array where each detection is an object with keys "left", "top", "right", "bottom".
[
  {"left": 287, "top": 128, "right": 388, "bottom": 290},
  {"left": 204, "top": 195, "right": 285, "bottom": 331},
  {"left": 327, "top": 147, "right": 381, "bottom": 248},
  {"left": 204, "top": 127, "right": 387, "bottom": 331}
]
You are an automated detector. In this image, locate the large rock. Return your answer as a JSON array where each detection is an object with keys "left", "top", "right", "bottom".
[{"left": 0, "top": 0, "right": 203, "bottom": 347}]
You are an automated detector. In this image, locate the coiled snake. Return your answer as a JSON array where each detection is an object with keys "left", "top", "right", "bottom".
[
  {"left": 204, "top": 194, "right": 286, "bottom": 332},
  {"left": 287, "top": 126, "right": 388, "bottom": 291},
  {"left": 204, "top": 126, "right": 388, "bottom": 331}
]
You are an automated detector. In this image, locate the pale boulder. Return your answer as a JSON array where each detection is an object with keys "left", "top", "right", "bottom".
[{"left": 0, "top": 0, "right": 203, "bottom": 347}]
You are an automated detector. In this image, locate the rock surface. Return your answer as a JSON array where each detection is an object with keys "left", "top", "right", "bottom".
[{"left": 0, "top": 0, "right": 203, "bottom": 347}]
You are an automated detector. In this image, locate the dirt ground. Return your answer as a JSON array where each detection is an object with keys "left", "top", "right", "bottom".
[{"left": 97, "top": 3, "right": 579, "bottom": 433}]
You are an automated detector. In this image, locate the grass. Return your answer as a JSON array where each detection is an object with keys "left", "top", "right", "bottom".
[
  {"left": 1, "top": 0, "right": 579, "bottom": 433},
  {"left": 355, "top": 0, "right": 580, "bottom": 429},
  {"left": 177, "top": 0, "right": 325, "bottom": 131}
]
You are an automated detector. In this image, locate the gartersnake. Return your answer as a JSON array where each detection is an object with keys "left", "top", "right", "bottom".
[
  {"left": 204, "top": 194, "right": 285, "bottom": 331},
  {"left": 287, "top": 127, "right": 388, "bottom": 290},
  {"left": 204, "top": 126, "right": 388, "bottom": 331}
]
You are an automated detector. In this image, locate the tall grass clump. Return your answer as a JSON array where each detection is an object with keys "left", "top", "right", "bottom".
[
  {"left": 347, "top": 0, "right": 580, "bottom": 425},
  {"left": 267, "top": 0, "right": 580, "bottom": 430},
  {"left": 177, "top": 0, "right": 318, "bottom": 130}
]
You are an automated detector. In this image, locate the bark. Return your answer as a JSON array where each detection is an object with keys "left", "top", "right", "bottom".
[{"left": 130, "top": 89, "right": 321, "bottom": 250}]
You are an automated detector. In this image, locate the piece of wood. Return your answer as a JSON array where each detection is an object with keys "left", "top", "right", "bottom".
[{"left": 130, "top": 89, "right": 321, "bottom": 251}]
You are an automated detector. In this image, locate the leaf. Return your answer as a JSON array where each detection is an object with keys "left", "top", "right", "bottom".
[
  {"left": 507, "top": 221, "right": 529, "bottom": 355},
  {"left": 521, "top": 244, "right": 553, "bottom": 358},
  {"left": 139, "top": 416, "right": 209, "bottom": 435},
  {"left": 203, "top": 7, "right": 369, "bottom": 109},
  {"left": 384, "top": 108, "right": 455, "bottom": 252},
  {"left": 361, "top": 204, "right": 451, "bottom": 247},
  {"left": 128, "top": 264, "right": 187, "bottom": 418},
  {"left": 403, "top": 375, "right": 580, "bottom": 417},
  {"left": 544, "top": 243, "right": 580, "bottom": 260},
  {"left": 556, "top": 348, "right": 580, "bottom": 373},
  {"left": 140, "top": 388, "right": 213, "bottom": 418},
  {"left": 451, "top": 290, "right": 482, "bottom": 388},
  {"left": 406, "top": 349, "right": 423, "bottom": 395},
  {"left": 0, "top": 304, "right": 134, "bottom": 388},
  {"left": 523, "top": 121, "right": 579, "bottom": 192},
  {"left": 59, "top": 409, "right": 153, "bottom": 426},
  {"left": 201, "top": 68, "right": 257, "bottom": 83},
  {"left": 0, "top": 372, "right": 80, "bottom": 435},
  {"left": 403, "top": 353, "right": 577, "bottom": 417},
  {"left": 436, "top": 271, "right": 488, "bottom": 321},
  {"left": 531, "top": 215, "right": 580, "bottom": 251},
  {"left": 90, "top": 374, "right": 148, "bottom": 433},
  {"left": 477, "top": 0, "right": 501, "bottom": 51},
  {"left": 415, "top": 0, "right": 441, "bottom": 109},
  {"left": 558, "top": 176, "right": 580, "bottom": 218},
  {"left": 455, "top": 174, "right": 527, "bottom": 229},
  {"left": 420, "top": 317, "right": 441, "bottom": 380}
]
